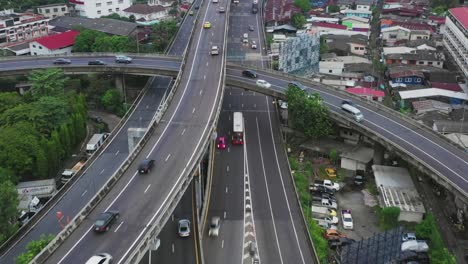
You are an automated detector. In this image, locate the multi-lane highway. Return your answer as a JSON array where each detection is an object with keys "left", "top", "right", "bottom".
[
  {"left": 203, "top": 1, "right": 317, "bottom": 263},
  {"left": 40, "top": 0, "right": 228, "bottom": 262},
  {"left": 0, "top": 76, "right": 172, "bottom": 263}
]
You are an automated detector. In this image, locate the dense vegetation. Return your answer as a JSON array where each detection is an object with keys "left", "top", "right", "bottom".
[
  {"left": 286, "top": 86, "right": 333, "bottom": 139},
  {"left": 416, "top": 213, "right": 456, "bottom": 263},
  {"left": 0, "top": 68, "right": 87, "bottom": 245},
  {"left": 0, "top": 0, "right": 65, "bottom": 11}
]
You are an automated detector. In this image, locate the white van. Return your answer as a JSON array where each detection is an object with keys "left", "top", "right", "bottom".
[{"left": 341, "top": 103, "right": 364, "bottom": 122}]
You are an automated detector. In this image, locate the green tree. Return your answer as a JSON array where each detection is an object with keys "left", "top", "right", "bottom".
[
  {"left": 286, "top": 87, "right": 333, "bottom": 139},
  {"left": 59, "top": 123, "right": 71, "bottom": 156},
  {"left": 0, "top": 179, "right": 18, "bottom": 244},
  {"left": 92, "top": 35, "right": 131, "bottom": 52},
  {"left": 327, "top": 4, "right": 340, "bottom": 13},
  {"left": 291, "top": 13, "right": 306, "bottom": 29},
  {"left": 0, "top": 92, "right": 23, "bottom": 114},
  {"left": 16, "top": 234, "right": 55, "bottom": 264},
  {"left": 0, "top": 122, "right": 42, "bottom": 177},
  {"left": 151, "top": 20, "right": 179, "bottom": 52},
  {"left": 329, "top": 149, "right": 337, "bottom": 164},
  {"left": 129, "top": 14, "right": 136, "bottom": 22},
  {"left": 73, "top": 30, "right": 107, "bottom": 52},
  {"left": 28, "top": 68, "right": 69, "bottom": 99},
  {"left": 101, "top": 89, "right": 123, "bottom": 113},
  {"left": 45, "top": 138, "right": 59, "bottom": 175},
  {"left": 294, "top": 0, "right": 310, "bottom": 12},
  {"left": 50, "top": 130, "right": 64, "bottom": 163},
  {"left": 35, "top": 150, "right": 48, "bottom": 179},
  {"left": 169, "top": 8, "right": 179, "bottom": 16}
]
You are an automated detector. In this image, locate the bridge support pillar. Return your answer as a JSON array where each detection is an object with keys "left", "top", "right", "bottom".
[
  {"left": 115, "top": 74, "right": 124, "bottom": 94},
  {"left": 373, "top": 144, "right": 385, "bottom": 165},
  {"left": 127, "top": 127, "right": 147, "bottom": 153}
]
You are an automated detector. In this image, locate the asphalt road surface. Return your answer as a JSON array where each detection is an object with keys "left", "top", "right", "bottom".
[
  {"left": 0, "top": 76, "right": 171, "bottom": 264},
  {"left": 41, "top": 0, "right": 228, "bottom": 261}
]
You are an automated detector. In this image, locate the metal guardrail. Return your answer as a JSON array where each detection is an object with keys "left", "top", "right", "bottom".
[
  {"left": 0, "top": 53, "right": 182, "bottom": 61},
  {"left": 0, "top": 76, "right": 155, "bottom": 258}
]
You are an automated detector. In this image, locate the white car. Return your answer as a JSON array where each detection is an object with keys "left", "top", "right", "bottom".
[
  {"left": 251, "top": 41, "right": 257, "bottom": 49},
  {"left": 85, "top": 253, "right": 113, "bottom": 264},
  {"left": 341, "top": 209, "right": 354, "bottom": 230},
  {"left": 210, "top": 45, "right": 219, "bottom": 55},
  {"left": 208, "top": 216, "right": 221, "bottom": 237},
  {"left": 256, "top": 79, "right": 271, "bottom": 88}
]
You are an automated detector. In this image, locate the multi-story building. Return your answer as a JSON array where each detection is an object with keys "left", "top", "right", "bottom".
[
  {"left": 69, "top": 0, "right": 132, "bottom": 18},
  {"left": 0, "top": 9, "right": 50, "bottom": 46},
  {"left": 277, "top": 32, "right": 320, "bottom": 76},
  {"left": 36, "top": 3, "right": 69, "bottom": 19},
  {"left": 443, "top": 7, "right": 468, "bottom": 79}
]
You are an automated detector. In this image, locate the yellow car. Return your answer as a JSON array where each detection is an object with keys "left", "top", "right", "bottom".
[
  {"left": 203, "top": 21, "right": 211, "bottom": 29},
  {"left": 325, "top": 167, "right": 337, "bottom": 178}
]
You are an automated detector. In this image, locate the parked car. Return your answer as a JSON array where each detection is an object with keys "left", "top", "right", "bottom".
[
  {"left": 115, "top": 55, "right": 132, "bottom": 64},
  {"left": 138, "top": 159, "right": 155, "bottom": 174},
  {"left": 310, "top": 184, "right": 335, "bottom": 195},
  {"left": 288, "top": 81, "right": 306, "bottom": 91},
  {"left": 217, "top": 136, "right": 226, "bottom": 149},
  {"left": 328, "top": 237, "right": 355, "bottom": 249},
  {"left": 401, "top": 240, "right": 429, "bottom": 253},
  {"left": 341, "top": 209, "right": 354, "bottom": 230},
  {"left": 85, "top": 253, "right": 113, "bottom": 264},
  {"left": 325, "top": 167, "right": 337, "bottom": 178},
  {"left": 402, "top": 232, "right": 417, "bottom": 242},
  {"left": 94, "top": 211, "right": 119, "bottom": 233},
  {"left": 312, "top": 192, "right": 336, "bottom": 203},
  {"left": 314, "top": 179, "right": 340, "bottom": 191},
  {"left": 312, "top": 198, "right": 337, "bottom": 209},
  {"left": 256, "top": 79, "right": 271, "bottom": 89},
  {"left": 189, "top": 10, "right": 194, "bottom": 15},
  {"left": 354, "top": 175, "right": 364, "bottom": 186},
  {"left": 218, "top": 7, "right": 225, "bottom": 12},
  {"left": 208, "top": 216, "right": 220, "bottom": 237},
  {"left": 314, "top": 215, "right": 339, "bottom": 224},
  {"left": 323, "top": 229, "right": 346, "bottom": 240},
  {"left": 251, "top": 41, "right": 257, "bottom": 49},
  {"left": 315, "top": 219, "right": 337, "bottom": 230},
  {"left": 311, "top": 206, "right": 337, "bottom": 217},
  {"left": 249, "top": 25, "right": 254, "bottom": 31},
  {"left": 242, "top": 70, "right": 257, "bottom": 78},
  {"left": 88, "top": 60, "right": 106, "bottom": 65},
  {"left": 53, "top": 58, "right": 71, "bottom": 65},
  {"left": 178, "top": 219, "right": 191, "bottom": 237}
]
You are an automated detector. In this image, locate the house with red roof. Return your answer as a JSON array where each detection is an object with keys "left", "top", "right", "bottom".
[
  {"left": 29, "top": 30, "right": 79, "bottom": 56},
  {"left": 346, "top": 87, "right": 385, "bottom": 102}
]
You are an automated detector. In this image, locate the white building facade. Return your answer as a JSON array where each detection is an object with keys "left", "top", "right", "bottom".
[
  {"left": 69, "top": 0, "right": 132, "bottom": 18},
  {"left": 443, "top": 7, "right": 468, "bottom": 79},
  {"left": 37, "top": 3, "right": 69, "bottom": 18},
  {"left": 0, "top": 9, "right": 50, "bottom": 46}
]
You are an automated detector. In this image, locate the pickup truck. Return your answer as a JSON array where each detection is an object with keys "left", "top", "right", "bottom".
[
  {"left": 312, "top": 198, "right": 337, "bottom": 209},
  {"left": 314, "top": 179, "right": 340, "bottom": 191},
  {"left": 341, "top": 209, "right": 354, "bottom": 230}
]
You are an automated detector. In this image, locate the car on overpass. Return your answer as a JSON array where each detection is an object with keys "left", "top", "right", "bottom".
[
  {"left": 218, "top": 6, "right": 225, "bottom": 13},
  {"left": 178, "top": 219, "right": 191, "bottom": 237},
  {"left": 53, "top": 58, "right": 71, "bottom": 65},
  {"left": 209, "top": 216, "right": 221, "bottom": 237},
  {"left": 115, "top": 55, "right": 132, "bottom": 64},
  {"left": 256, "top": 79, "right": 271, "bottom": 89},
  {"left": 204, "top": 21, "right": 212, "bottom": 29},
  {"left": 88, "top": 60, "right": 106, "bottom": 65},
  {"left": 210, "top": 45, "right": 220, "bottom": 55},
  {"left": 242, "top": 70, "right": 257, "bottom": 78},
  {"left": 94, "top": 211, "right": 119, "bottom": 233},
  {"left": 138, "top": 159, "right": 155, "bottom": 174},
  {"left": 85, "top": 253, "right": 113, "bottom": 264}
]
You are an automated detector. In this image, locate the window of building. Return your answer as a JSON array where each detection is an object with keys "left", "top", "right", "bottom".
[
  {"left": 389, "top": 34, "right": 397, "bottom": 39},
  {"left": 354, "top": 47, "right": 359, "bottom": 50},
  {"left": 119, "top": 0, "right": 124, "bottom": 3},
  {"left": 116, "top": 7, "right": 120, "bottom": 11},
  {"left": 396, "top": 78, "right": 402, "bottom": 82},
  {"left": 360, "top": 47, "right": 364, "bottom": 50},
  {"left": 329, "top": 70, "right": 333, "bottom": 73},
  {"left": 428, "top": 61, "right": 433, "bottom": 65},
  {"left": 405, "top": 77, "right": 412, "bottom": 82},
  {"left": 34, "top": 52, "right": 37, "bottom": 55},
  {"left": 97, "top": 10, "right": 102, "bottom": 14},
  {"left": 108, "top": 8, "right": 112, "bottom": 12},
  {"left": 96, "top": 3, "right": 101, "bottom": 7},
  {"left": 416, "top": 36, "right": 422, "bottom": 39},
  {"left": 437, "top": 62, "right": 441, "bottom": 65},
  {"left": 53, "top": 8, "right": 58, "bottom": 12},
  {"left": 107, "top": 1, "right": 112, "bottom": 5},
  {"left": 62, "top": 7, "right": 66, "bottom": 11},
  {"left": 45, "top": 9, "right": 50, "bottom": 13},
  {"left": 418, "top": 61, "right": 424, "bottom": 65},
  {"left": 415, "top": 78, "right": 421, "bottom": 82},
  {"left": 32, "top": 44, "right": 36, "bottom": 48},
  {"left": 39, "top": 46, "right": 42, "bottom": 49}
]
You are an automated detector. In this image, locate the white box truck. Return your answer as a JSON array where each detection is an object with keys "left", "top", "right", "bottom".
[{"left": 86, "top": 133, "right": 109, "bottom": 156}]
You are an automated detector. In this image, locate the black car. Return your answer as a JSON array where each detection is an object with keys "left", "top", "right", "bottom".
[
  {"left": 138, "top": 159, "right": 155, "bottom": 174},
  {"left": 341, "top": 99, "right": 356, "bottom": 106},
  {"left": 88, "top": 60, "right": 106, "bottom": 65},
  {"left": 242, "top": 70, "right": 257, "bottom": 78},
  {"left": 249, "top": 25, "right": 254, "bottom": 31},
  {"left": 53, "top": 58, "right": 71, "bottom": 65},
  {"left": 309, "top": 184, "right": 335, "bottom": 195},
  {"left": 94, "top": 211, "right": 119, "bottom": 233},
  {"left": 194, "top": 5, "right": 200, "bottom": 9}
]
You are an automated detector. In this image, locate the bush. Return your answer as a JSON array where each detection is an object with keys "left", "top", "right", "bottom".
[
  {"left": 376, "top": 206, "right": 400, "bottom": 230},
  {"left": 289, "top": 156, "right": 299, "bottom": 171},
  {"left": 16, "top": 234, "right": 54, "bottom": 264}
]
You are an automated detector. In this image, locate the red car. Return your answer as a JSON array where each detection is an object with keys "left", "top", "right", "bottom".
[{"left": 217, "top": 137, "right": 226, "bottom": 149}]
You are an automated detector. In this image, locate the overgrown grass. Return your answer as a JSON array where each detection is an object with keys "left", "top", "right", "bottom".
[
  {"left": 289, "top": 155, "right": 329, "bottom": 263},
  {"left": 374, "top": 206, "right": 400, "bottom": 230}
]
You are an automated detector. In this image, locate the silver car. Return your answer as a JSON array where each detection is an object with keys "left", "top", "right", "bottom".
[
  {"left": 178, "top": 219, "right": 191, "bottom": 237},
  {"left": 208, "top": 216, "right": 220, "bottom": 237}
]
